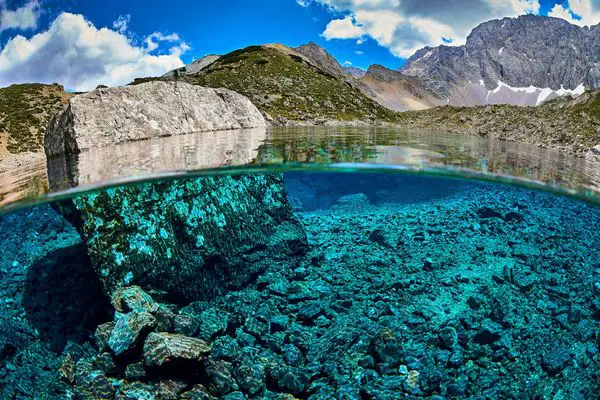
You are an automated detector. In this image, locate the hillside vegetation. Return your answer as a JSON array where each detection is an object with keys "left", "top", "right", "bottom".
[
  {"left": 177, "top": 45, "right": 400, "bottom": 123},
  {"left": 0, "top": 84, "right": 72, "bottom": 155},
  {"left": 396, "top": 90, "right": 600, "bottom": 156}
]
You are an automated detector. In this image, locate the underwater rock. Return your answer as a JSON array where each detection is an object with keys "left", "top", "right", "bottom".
[
  {"left": 197, "top": 307, "right": 230, "bottom": 341},
  {"left": 125, "top": 361, "right": 147, "bottom": 380},
  {"left": 234, "top": 357, "right": 267, "bottom": 395},
  {"left": 370, "top": 328, "right": 404, "bottom": 366},
  {"left": 542, "top": 342, "right": 572, "bottom": 375},
  {"left": 74, "top": 359, "right": 115, "bottom": 400},
  {"left": 63, "top": 174, "right": 308, "bottom": 303},
  {"left": 205, "top": 359, "right": 239, "bottom": 395},
  {"left": 143, "top": 332, "right": 211, "bottom": 368},
  {"left": 180, "top": 384, "right": 216, "bottom": 400},
  {"left": 94, "top": 322, "right": 114, "bottom": 352},
  {"left": 44, "top": 81, "right": 266, "bottom": 157},
  {"left": 159, "top": 380, "right": 188, "bottom": 400},
  {"left": 474, "top": 319, "right": 503, "bottom": 344},
  {"left": 108, "top": 311, "right": 157, "bottom": 356},
  {"left": 267, "top": 364, "right": 310, "bottom": 396},
  {"left": 111, "top": 286, "right": 160, "bottom": 314},
  {"left": 331, "top": 192, "right": 371, "bottom": 213},
  {"left": 115, "top": 381, "right": 158, "bottom": 399}
]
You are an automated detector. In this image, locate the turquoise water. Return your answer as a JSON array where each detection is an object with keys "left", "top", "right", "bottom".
[{"left": 0, "top": 170, "right": 598, "bottom": 399}]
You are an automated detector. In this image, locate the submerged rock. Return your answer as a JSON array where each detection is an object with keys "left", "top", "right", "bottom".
[
  {"left": 108, "top": 311, "right": 157, "bottom": 356},
  {"left": 62, "top": 174, "right": 307, "bottom": 303},
  {"left": 74, "top": 359, "right": 115, "bottom": 400},
  {"left": 144, "top": 332, "right": 211, "bottom": 368},
  {"left": 44, "top": 81, "right": 266, "bottom": 157}
]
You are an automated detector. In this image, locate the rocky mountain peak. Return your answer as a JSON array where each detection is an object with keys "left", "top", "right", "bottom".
[
  {"left": 366, "top": 65, "right": 406, "bottom": 82},
  {"left": 401, "top": 15, "right": 600, "bottom": 106},
  {"left": 343, "top": 66, "right": 367, "bottom": 79},
  {"left": 294, "top": 42, "right": 346, "bottom": 78}
]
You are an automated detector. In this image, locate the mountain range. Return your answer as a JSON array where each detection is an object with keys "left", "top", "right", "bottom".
[
  {"left": 1, "top": 14, "right": 599, "bottom": 160},
  {"left": 401, "top": 14, "right": 598, "bottom": 107},
  {"left": 166, "top": 15, "right": 600, "bottom": 113}
]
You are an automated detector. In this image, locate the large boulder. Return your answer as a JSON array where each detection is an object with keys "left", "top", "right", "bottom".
[
  {"left": 62, "top": 174, "right": 308, "bottom": 303},
  {"left": 44, "top": 81, "right": 266, "bottom": 157}
]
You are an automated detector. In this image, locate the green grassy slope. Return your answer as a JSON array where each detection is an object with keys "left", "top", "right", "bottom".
[
  {"left": 0, "top": 84, "right": 72, "bottom": 155},
  {"left": 178, "top": 45, "right": 400, "bottom": 123}
]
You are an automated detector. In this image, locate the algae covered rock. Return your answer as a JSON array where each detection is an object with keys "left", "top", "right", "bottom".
[
  {"left": 108, "top": 311, "right": 157, "bottom": 356},
  {"left": 144, "top": 332, "right": 211, "bottom": 368},
  {"left": 66, "top": 174, "right": 308, "bottom": 303}
]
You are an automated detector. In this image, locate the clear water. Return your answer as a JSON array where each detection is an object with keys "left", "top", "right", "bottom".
[
  {"left": 1, "top": 171, "right": 598, "bottom": 400},
  {"left": 0, "top": 128, "right": 599, "bottom": 399}
]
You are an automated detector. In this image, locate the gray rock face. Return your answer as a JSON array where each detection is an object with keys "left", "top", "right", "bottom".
[
  {"left": 401, "top": 15, "right": 600, "bottom": 105},
  {"left": 344, "top": 66, "right": 367, "bottom": 79},
  {"left": 295, "top": 42, "right": 347, "bottom": 78},
  {"left": 163, "top": 55, "right": 221, "bottom": 77},
  {"left": 44, "top": 81, "right": 265, "bottom": 157},
  {"left": 586, "top": 145, "right": 600, "bottom": 163}
]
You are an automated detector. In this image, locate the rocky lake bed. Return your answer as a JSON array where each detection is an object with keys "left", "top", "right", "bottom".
[{"left": 0, "top": 173, "right": 598, "bottom": 399}]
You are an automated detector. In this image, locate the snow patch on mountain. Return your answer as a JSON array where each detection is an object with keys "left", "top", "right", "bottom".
[{"left": 485, "top": 81, "right": 586, "bottom": 106}]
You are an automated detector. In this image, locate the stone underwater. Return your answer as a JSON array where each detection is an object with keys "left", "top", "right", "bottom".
[{"left": 0, "top": 171, "right": 598, "bottom": 399}]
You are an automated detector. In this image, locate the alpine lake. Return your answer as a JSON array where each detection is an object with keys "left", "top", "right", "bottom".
[{"left": 0, "top": 126, "right": 598, "bottom": 400}]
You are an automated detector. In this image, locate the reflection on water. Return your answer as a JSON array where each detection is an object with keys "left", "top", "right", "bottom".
[{"left": 0, "top": 126, "right": 599, "bottom": 211}]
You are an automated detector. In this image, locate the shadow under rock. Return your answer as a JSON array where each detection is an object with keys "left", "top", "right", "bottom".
[{"left": 22, "top": 243, "right": 112, "bottom": 352}]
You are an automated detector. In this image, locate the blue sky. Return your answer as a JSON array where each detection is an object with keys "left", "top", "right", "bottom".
[{"left": 0, "top": 0, "right": 597, "bottom": 90}]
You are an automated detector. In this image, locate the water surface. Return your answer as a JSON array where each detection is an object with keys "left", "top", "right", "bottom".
[{"left": 0, "top": 128, "right": 598, "bottom": 399}]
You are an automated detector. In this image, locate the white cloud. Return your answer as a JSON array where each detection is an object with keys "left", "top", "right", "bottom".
[
  {"left": 548, "top": 4, "right": 577, "bottom": 22},
  {"left": 355, "top": 50, "right": 364, "bottom": 55},
  {"left": 0, "top": 0, "right": 40, "bottom": 32},
  {"left": 144, "top": 32, "right": 182, "bottom": 52},
  {"left": 112, "top": 14, "right": 131, "bottom": 34},
  {"left": 322, "top": 15, "right": 365, "bottom": 39},
  {"left": 0, "top": 12, "right": 188, "bottom": 91},
  {"left": 313, "top": 0, "right": 542, "bottom": 58},
  {"left": 343, "top": 60, "right": 352, "bottom": 65},
  {"left": 548, "top": 0, "right": 600, "bottom": 26}
]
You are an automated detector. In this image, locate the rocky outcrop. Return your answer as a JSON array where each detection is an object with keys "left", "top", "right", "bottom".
[
  {"left": 586, "top": 145, "right": 600, "bottom": 163},
  {"left": 344, "top": 66, "right": 367, "bottom": 79},
  {"left": 44, "top": 81, "right": 266, "bottom": 157},
  {"left": 295, "top": 42, "right": 347, "bottom": 78},
  {"left": 163, "top": 55, "right": 221, "bottom": 78},
  {"left": 401, "top": 15, "right": 600, "bottom": 106},
  {"left": 62, "top": 174, "right": 308, "bottom": 303}
]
